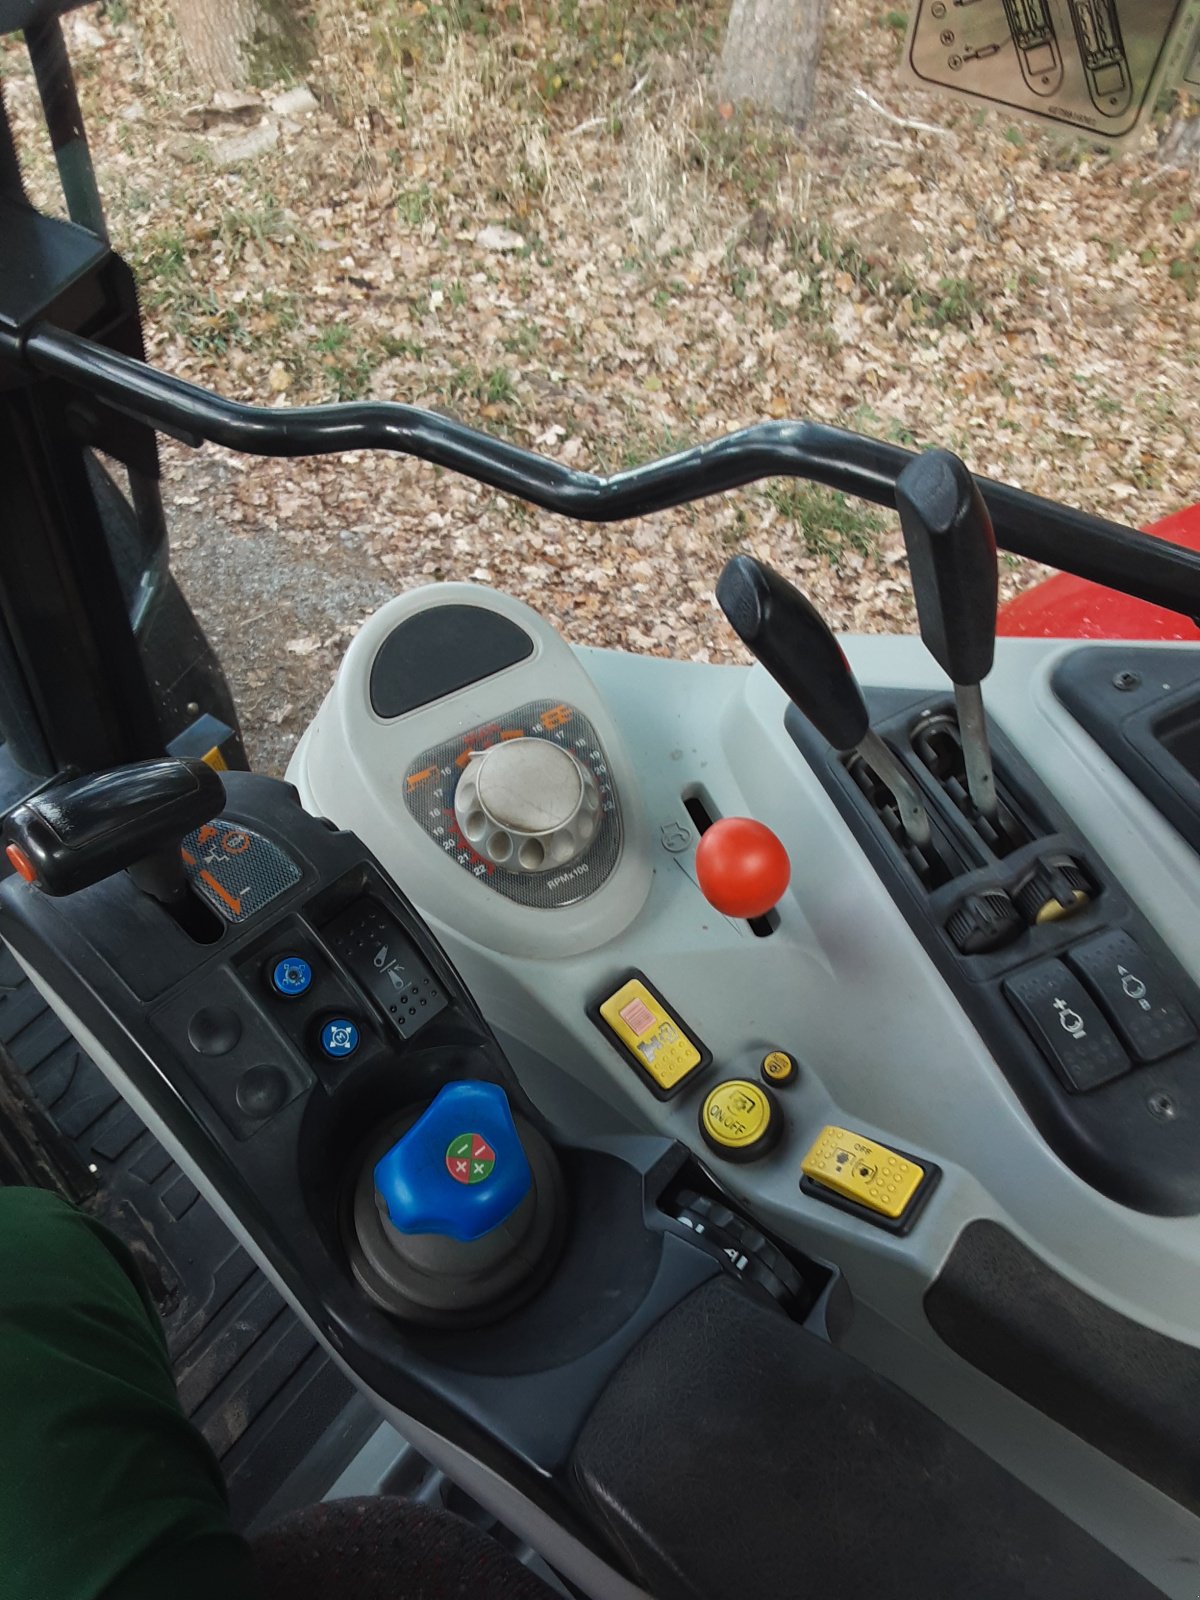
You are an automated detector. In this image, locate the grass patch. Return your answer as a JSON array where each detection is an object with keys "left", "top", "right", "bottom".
[
  {"left": 615, "top": 421, "right": 695, "bottom": 472},
  {"left": 367, "top": 0, "right": 720, "bottom": 118},
  {"left": 216, "top": 200, "right": 307, "bottom": 263},
  {"left": 765, "top": 482, "right": 884, "bottom": 565},
  {"left": 1169, "top": 240, "right": 1200, "bottom": 299},
  {"left": 441, "top": 361, "right": 519, "bottom": 411},
  {"left": 396, "top": 184, "right": 436, "bottom": 225},
  {"left": 685, "top": 104, "right": 798, "bottom": 209},
  {"left": 537, "top": 0, "right": 721, "bottom": 102},
  {"left": 134, "top": 224, "right": 190, "bottom": 287},
  {"left": 918, "top": 275, "right": 986, "bottom": 329},
  {"left": 309, "top": 324, "right": 376, "bottom": 399},
  {"left": 502, "top": 321, "right": 541, "bottom": 357}
]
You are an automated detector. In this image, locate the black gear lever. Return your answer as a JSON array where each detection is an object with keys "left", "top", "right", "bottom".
[
  {"left": 896, "top": 448, "right": 999, "bottom": 823},
  {"left": 716, "top": 555, "right": 931, "bottom": 849},
  {"left": 4, "top": 758, "right": 225, "bottom": 905}
]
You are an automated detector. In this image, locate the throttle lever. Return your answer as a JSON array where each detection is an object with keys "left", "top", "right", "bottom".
[
  {"left": 716, "top": 555, "right": 931, "bottom": 849},
  {"left": 4, "top": 757, "right": 226, "bottom": 904},
  {"left": 896, "top": 449, "right": 999, "bottom": 823}
]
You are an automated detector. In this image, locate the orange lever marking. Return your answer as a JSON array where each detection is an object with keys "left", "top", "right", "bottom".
[{"left": 200, "top": 870, "right": 241, "bottom": 915}]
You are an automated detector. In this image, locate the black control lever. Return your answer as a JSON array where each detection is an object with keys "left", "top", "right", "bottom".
[
  {"left": 4, "top": 758, "right": 225, "bottom": 905},
  {"left": 896, "top": 449, "right": 999, "bottom": 823},
  {"left": 717, "top": 555, "right": 931, "bottom": 849}
]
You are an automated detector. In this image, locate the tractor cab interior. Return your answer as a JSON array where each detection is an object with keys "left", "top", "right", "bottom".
[{"left": 4, "top": 5, "right": 1200, "bottom": 1597}]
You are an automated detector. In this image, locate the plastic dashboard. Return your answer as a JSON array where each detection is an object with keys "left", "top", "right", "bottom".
[{"left": 289, "top": 586, "right": 1200, "bottom": 1592}]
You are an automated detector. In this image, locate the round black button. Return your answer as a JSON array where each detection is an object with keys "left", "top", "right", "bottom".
[
  {"left": 236, "top": 1065, "right": 288, "bottom": 1119},
  {"left": 187, "top": 1005, "right": 242, "bottom": 1057}
]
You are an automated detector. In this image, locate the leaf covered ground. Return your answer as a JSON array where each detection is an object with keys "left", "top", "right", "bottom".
[{"left": 3, "top": 1, "right": 1198, "bottom": 766}]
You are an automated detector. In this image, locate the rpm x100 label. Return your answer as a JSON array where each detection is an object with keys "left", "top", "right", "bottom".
[{"left": 403, "top": 700, "right": 621, "bottom": 909}]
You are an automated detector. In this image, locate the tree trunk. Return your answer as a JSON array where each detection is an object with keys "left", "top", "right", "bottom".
[
  {"left": 171, "top": 0, "right": 315, "bottom": 91},
  {"left": 720, "top": 0, "right": 834, "bottom": 128},
  {"left": 1157, "top": 107, "right": 1200, "bottom": 169},
  {"left": 172, "top": 0, "right": 261, "bottom": 90}
]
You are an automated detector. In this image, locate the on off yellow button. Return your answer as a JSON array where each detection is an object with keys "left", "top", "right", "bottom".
[
  {"left": 801, "top": 1125, "right": 925, "bottom": 1221},
  {"left": 594, "top": 975, "right": 710, "bottom": 1100},
  {"left": 761, "top": 1049, "right": 798, "bottom": 1086},
  {"left": 700, "top": 1080, "right": 780, "bottom": 1162}
]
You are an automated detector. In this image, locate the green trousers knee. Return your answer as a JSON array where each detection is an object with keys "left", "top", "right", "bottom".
[{"left": 0, "top": 1186, "right": 257, "bottom": 1600}]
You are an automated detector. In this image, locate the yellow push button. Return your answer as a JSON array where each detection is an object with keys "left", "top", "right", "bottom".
[
  {"left": 761, "top": 1049, "right": 798, "bottom": 1086},
  {"left": 801, "top": 1126, "right": 925, "bottom": 1220},
  {"left": 596, "top": 977, "right": 709, "bottom": 1099},
  {"left": 700, "top": 1080, "right": 780, "bottom": 1162}
]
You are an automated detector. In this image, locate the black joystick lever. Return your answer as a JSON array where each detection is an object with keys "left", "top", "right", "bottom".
[
  {"left": 4, "top": 758, "right": 225, "bottom": 906},
  {"left": 717, "top": 555, "right": 931, "bottom": 849},
  {"left": 896, "top": 448, "right": 999, "bottom": 824}
]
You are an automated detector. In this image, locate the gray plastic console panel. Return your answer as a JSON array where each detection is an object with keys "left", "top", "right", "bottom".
[
  {"left": 289, "top": 597, "right": 1200, "bottom": 1595},
  {"left": 294, "top": 585, "right": 653, "bottom": 960}
]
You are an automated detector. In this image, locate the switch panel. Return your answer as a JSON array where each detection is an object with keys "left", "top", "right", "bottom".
[
  {"left": 1004, "top": 960, "right": 1130, "bottom": 1092},
  {"left": 1066, "top": 931, "right": 1197, "bottom": 1064},
  {"left": 325, "top": 900, "right": 448, "bottom": 1040},
  {"left": 591, "top": 974, "right": 711, "bottom": 1099}
]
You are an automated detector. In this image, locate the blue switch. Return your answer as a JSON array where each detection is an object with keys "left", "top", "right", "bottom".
[
  {"left": 321, "top": 1017, "right": 360, "bottom": 1059},
  {"left": 374, "top": 1081, "right": 532, "bottom": 1243},
  {"left": 272, "top": 955, "right": 312, "bottom": 998}
]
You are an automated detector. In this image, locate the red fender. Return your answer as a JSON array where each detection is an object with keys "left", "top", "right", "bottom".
[{"left": 997, "top": 503, "right": 1200, "bottom": 641}]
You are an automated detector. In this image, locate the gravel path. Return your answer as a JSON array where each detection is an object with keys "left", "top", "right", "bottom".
[{"left": 167, "top": 455, "right": 396, "bottom": 774}]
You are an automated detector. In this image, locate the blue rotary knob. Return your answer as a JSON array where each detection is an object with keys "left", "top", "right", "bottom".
[{"left": 373, "top": 1080, "right": 532, "bottom": 1243}]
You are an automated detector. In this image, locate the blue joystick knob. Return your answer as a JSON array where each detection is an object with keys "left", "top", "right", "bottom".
[{"left": 373, "top": 1081, "right": 533, "bottom": 1243}]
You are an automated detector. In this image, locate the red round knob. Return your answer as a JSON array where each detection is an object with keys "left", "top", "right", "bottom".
[{"left": 694, "top": 817, "right": 790, "bottom": 919}]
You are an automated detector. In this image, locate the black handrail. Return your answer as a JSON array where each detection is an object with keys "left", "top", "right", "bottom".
[{"left": 21, "top": 322, "right": 1200, "bottom": 623}]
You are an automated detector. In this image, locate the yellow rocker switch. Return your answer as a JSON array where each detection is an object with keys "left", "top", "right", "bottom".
[
  {"left": 592, "top": 974, "right": 712, "bottom": 1100},
  {"left": 801, "top": 1126, "right": 928, "bottom": 1223}
]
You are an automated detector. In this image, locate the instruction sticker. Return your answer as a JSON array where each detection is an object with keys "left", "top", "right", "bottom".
[{"left": 901, "top": 1, "right": 1200, "bottom": 147}]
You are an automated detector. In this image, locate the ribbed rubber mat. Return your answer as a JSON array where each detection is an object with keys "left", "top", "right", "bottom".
[{"left": 0, "top": 942, "right": 376, "bottom": 1530}]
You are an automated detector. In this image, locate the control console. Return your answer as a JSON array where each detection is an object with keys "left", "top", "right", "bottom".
[
  {"left": 1, "top": 749, "right": 1192, "bottom": 1595},
  {"left": 286, "top": 574, "right": 1200, "bottom": 1593}
]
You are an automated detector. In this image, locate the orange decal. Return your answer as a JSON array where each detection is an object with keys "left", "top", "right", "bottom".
[
  {"left": 181, "top": 847, "right": 196, "bottom": 866},
  {"left": 406, "top": 766, "right": 438, "bottom": 792},
  {"left": 222, "top": 831, "right": 251, "bottom": 854},
  {"left": 200, "top": 871, "right": 241, "bottom": 916},
  {"left": 455, "top": 749, "right": 474, "bottom": 769},
  {"left": 499, "top": 728, "right": 524, "bottom": 742},
  {"left": 197, "top": 825, "right": 218, "bottom": 844},
  {"left": 539, "top": 704, "right": 572, "bottom": 732}
]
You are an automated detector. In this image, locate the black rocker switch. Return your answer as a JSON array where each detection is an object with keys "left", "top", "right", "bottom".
[
  {"left": 897, "top": 449, "right": 1000, "bottom": 823},
  {"left": 1004, "top": 959, "right": 1129, "bottom": 1093},
  {"left": 717, "top": 555, "right": 932, "bottom": 848},
  {"left": 1066, "top": 930, "right": 1197, "bottom": 1064},
  {"left": 4, "top": 757, "right": 225, "bottom": 906}
]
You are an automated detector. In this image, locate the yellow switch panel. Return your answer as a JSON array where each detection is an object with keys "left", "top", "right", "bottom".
[
  {"left": 596, "top": 976, "right": 709, "bottom": 1098},
  {"left": 801, "top": 1126, "right": 925, "bottom": 1220}
]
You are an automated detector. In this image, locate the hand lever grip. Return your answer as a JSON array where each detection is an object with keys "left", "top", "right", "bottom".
[
  {"left": 716, "top": 554, "right": 932, "bottom": 849},
  {"left": 5, "top": 758, "right": 225, "bottom": 898},
  {"left": 716, "top": 554, "right": 869, "bottom": 754},
  {"left": 895, "top": 448, "right": 998, "bottom": 688},
  {"left": 896, "top": 449, "right": 1000, "bottom": 822}
]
